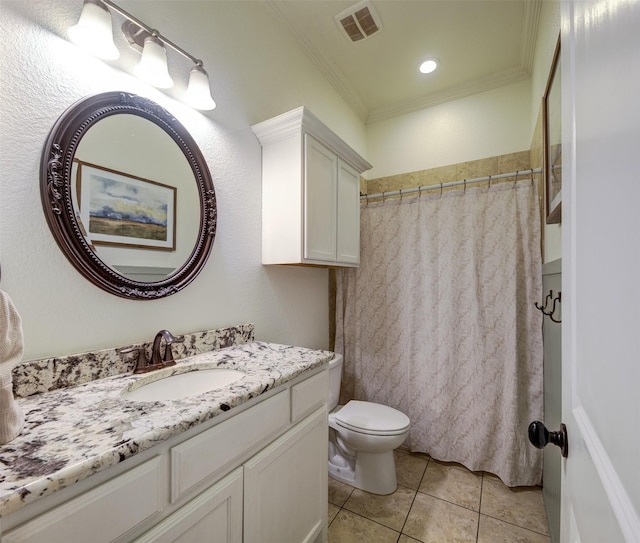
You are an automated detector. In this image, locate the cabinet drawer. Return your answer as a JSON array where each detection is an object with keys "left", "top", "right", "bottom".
[
  {"left": 2, "top": 457, "right": 163, "bottom": 543},
  {"left": 291, "top": 369, "right": 328, "bottom": 423},
  {"left": 171, "top": 389, "right": 289, "bottom": 503}
]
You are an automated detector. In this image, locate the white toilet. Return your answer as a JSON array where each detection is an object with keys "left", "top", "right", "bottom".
[{"left": 328, "top": 354, "right": 410, "bottom": 495}]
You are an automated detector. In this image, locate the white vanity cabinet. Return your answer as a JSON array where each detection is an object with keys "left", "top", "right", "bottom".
[
  {"left": 0, "top": 368, "right": 329, "bottom": 543},
  {"left": 252, "top": 107, "right": 371, "bottom": 267}
]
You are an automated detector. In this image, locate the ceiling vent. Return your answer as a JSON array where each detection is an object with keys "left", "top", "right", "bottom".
[{"left": 335, "top": 1, "right": 382, "bottom": 43}]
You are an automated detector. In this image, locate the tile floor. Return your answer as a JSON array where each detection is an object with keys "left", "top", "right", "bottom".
[{"left": 328, "top": 449, "right": 550, "bottom": 543}]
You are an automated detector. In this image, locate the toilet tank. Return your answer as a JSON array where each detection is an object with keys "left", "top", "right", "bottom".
[{"left": 328, "top": 354, "right": 343, "bottom": 411}]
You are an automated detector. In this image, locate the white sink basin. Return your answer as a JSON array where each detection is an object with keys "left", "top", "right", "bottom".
[{"left": 122, "top": 368, "right": 245, "bottom": 401}]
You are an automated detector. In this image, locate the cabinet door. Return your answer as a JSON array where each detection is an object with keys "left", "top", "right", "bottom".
[
  {"left": 133, "top": 468, "right": 243, "bottom": 543},
  {"left": 336, "top": 160, "right": 360, "bottom": 265},
  {"left": 304, "top": 135, "right": 337, "bottom": 263},
  {"left": 244, "top": 407, "right": 328, "bottom": 543}
]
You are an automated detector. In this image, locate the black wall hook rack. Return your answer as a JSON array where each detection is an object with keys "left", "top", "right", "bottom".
[{"left": 535, "top": 289, "right": 562, "bottom": 323}]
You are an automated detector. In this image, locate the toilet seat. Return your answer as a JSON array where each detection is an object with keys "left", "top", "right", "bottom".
[{"left": 333, "top": 400, "right": 410, "bottom": 436}]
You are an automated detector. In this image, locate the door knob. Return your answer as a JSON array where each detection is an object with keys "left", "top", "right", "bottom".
[{"left": 528, "top": 421, "right": 568, "bottom": 458}]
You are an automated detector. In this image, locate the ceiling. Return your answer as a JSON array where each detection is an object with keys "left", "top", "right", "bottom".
[{"left": 268, "top": 0, "right": 541, "bottom": 124}]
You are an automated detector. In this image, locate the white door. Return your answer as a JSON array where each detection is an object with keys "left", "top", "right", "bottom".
[{"left": 561, "top": 1, "right": 640, "bottom": 542}]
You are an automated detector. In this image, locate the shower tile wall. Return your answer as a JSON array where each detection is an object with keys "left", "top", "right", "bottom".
[{"left": 364, "top": 150, "right": 532, "bottom": 196}]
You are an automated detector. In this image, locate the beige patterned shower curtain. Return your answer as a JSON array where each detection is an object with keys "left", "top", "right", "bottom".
[{"left": 335, "top": 178, "right": 544, "bottom": 487}]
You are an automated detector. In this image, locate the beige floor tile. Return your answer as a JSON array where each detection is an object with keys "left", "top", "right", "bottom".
[
  {"left": 481, "top": 478, "right": 549, "bottom": 536},
  {"left": 398, "top": 535, "right": 422, "bottom": 543},
  {"left": 344, "top": 484, "right": 415, "bottom": 531},
  {"left": 329, "top": 476, "right": 354, "bottom": 507},
  {"left": 418, "top": 460, "right": 482, "bottom": 511},
  {"left": 328, "top": 509, "right": 400, "bottom": 543},
  {"left": 431, "top": 458, "right": 479, "bottom": 473},
  {"left": 482, "top": 471, "right": 502, "bottom": 481},
  {"left": 328, "top": 503, "right": 340, "bottom": 525},
  {"left": 478, "top": 514, "right": 551, "bottom": 543},
  {"left": 404, "top": 492, "right": 479, "bottom": 543},
  {"left": 395, "top": 450, "right": 429, "bottom": 490}
]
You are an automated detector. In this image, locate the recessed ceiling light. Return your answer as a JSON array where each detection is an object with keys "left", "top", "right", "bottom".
[{"left": 419, "top": 59, "right": 438, "bottom": 74}]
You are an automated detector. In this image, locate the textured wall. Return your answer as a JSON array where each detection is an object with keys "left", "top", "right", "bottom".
[{"left": 0, "top": 3, "right": 341, "bottom": 360}]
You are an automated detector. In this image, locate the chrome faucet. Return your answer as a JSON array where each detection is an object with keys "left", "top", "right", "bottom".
[{"left": 120, "top": 330, "right": 185, "bottom": 374}]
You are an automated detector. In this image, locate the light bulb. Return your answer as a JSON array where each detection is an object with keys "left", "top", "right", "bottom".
[
  {"left": 184, "top": 65, "right": 216, "bottom": 110},
  {"left": 68, "top": 0, "right": 119, "bottom": 60},
  {"left": 135, "top": 35, "right": 174, "bottom": 89},
  {"left": 419, "top": 59, "right": 438, "bottom": 74}
]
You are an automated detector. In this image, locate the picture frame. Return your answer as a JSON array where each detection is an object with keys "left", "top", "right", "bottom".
[
  {"left": 74, "top": 161, "right": 176, "bottom": 250},
  {"left": 543, "top": 36, "right": 562, "bottom": 224}
]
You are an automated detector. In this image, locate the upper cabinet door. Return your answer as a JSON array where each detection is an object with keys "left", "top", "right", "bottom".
[
  {"left": 304, "top": 135, "right": 338, "bottom": 262},
  {"left": 336, "top": 160, "right": 360, "bottom": 265}
]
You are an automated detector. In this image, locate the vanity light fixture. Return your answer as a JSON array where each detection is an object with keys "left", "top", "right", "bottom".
[
  {"left": 419, "top": 59, "right": 439, "bottom": 74},
  {"left": 69, "top": 0, "right": 216, "bottom": 110}
]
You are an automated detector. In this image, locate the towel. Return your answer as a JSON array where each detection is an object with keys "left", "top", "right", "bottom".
[{"left": 0, "top": 289, "right": 25, "bottom": 444}]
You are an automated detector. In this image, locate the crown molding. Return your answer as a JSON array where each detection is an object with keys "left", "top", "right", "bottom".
[
  {"left": 367, "top": 67, "right": 531, "bottom": 125},
  {"left": 521, "top": 0, "right": 542, "bottom": 74}
]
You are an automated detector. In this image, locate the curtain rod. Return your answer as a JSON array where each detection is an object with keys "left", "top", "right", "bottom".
[{"left": 361, "top": 168, "right": 542, "bottom": 201}]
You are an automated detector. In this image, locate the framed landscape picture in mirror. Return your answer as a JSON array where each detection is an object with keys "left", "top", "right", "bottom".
[
  {"left": 544, "top": 36, "right": 562, "bottom": 224},
  {"left": 74, "top": 160, "right": 176, "bottom": 250}
]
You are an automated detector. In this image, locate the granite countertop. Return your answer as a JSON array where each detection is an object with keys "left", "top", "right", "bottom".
[{"left": 0, "top": 341, "right": 332, "bottom": 517}]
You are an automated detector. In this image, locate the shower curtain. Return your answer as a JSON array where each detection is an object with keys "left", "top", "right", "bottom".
[{"left": 335, "top": 178, "right": 543, "bottom": 487}]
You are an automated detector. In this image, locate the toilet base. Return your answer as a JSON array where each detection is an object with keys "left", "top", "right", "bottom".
[{"left": 329, "top": 449, "right": 398, "bottom": 495}]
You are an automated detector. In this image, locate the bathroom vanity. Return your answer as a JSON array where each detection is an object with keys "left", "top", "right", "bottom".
[{"left": 0, "top": 340, "right": 331, "bottom": 543}]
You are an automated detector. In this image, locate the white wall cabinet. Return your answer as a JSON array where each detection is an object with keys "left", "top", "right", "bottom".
[
  {"left": 1, "top": 369, "right": 329, "bottom": 543},
  {"left": 252, "top": 107, "right": 371, "bottom": 267}
]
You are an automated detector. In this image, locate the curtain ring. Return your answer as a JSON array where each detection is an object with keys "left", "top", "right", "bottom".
[
  {"left": 439, "top": 182, "right": 443, "bottom": 197},
  {"left": 514, "top": 170, "right": 519, "bottom": 188},
  {"left": 488, "top": 174, "right": 492, "bottom": 189},
  {"left": 463, "top": 179, "right": 467, "bottom": 193},
  {"left": 382, "top": 191, "right": 386, "bottom": 202},
  {"left": 365, "top": 193, "right": 369, "bottom": 206},
  {"left": 418, "top": 185, "right": 423, "bottom": 199},
  {"left": 399, "top": 188, "right": 403, "bottom": 201}
]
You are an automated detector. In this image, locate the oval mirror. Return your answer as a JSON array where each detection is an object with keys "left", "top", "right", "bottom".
[{"left": 40, "top": 92, "right": 217, "bottom": 299}]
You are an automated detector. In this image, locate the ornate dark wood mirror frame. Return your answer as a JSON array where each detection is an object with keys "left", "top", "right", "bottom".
[{"left": 40, "top": 91, "right": 217, "bottom": 299}]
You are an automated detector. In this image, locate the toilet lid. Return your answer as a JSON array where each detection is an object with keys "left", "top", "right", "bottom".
[{"left": 334, "top": 400, "right": 410, "bottom": 436}]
